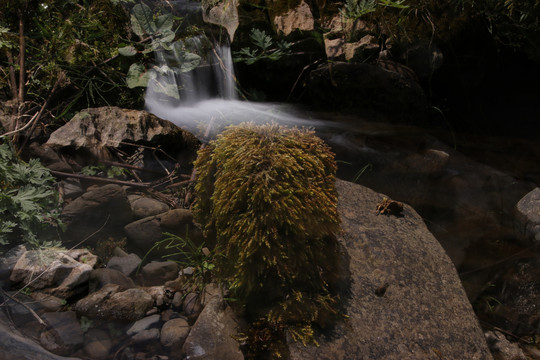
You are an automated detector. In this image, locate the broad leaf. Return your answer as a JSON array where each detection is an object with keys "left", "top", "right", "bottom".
[
  {"left": 179, "top": 52, "right": 201, "bottom": 73},
  {"left": 118, "top": 45, "right": 137, "bottom": 56},
  {"left": 126, "top": 63, "right": 150, "bottom": 88},
  {"left": 155, "top": 13, "right": 174, "bottom": 33},
  {"left": 131, "top": 3, "right": 155, "bottom": 37}
]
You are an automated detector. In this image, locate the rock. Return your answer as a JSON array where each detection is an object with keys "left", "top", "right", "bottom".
[
  {"left": 272, "top": 0, "right": 315, "bottom": 36},
  {"left": 485, "top": 331, "right": 527, "bottom": 360},
  {"left": 172, "top": 291, "right": 183, "bottom": 309},
  {"left": 124, "top": 209, "right": 203, "bottom": 255},
  {"left": 84, "top": 329, "right": 113, "bottom": 360},
  {"left": 489, "top": 258, "right": 540, "bottom": 336},
  {"left": 141, "top": 261, "right": 180, "bottom": 286},
  {"left": 128, "top": 195, "right": 169, "bottom": 219},
  {"left": 59, "top": 178, "right": 84, "bottom": 200},
  {"left": 10, "top": 249, "right": 93, "bottom": 299},
  {"left": 514, "top": 187, "right": 540, "bottom": 245},
  {"left": 45, "top": 107, "right": 199, "bottom": 165},
  {"left": 31, "top": 292, "right": 66, "bottom": 312},
  {"left": 74, "top": 284, "right": 153, "bottom": 321},
  {"left": 182, "top": 284, "right": 243, "bottom": 360},
  {"left": 28, "top": 142, "right": 73, "bottom": 173},
  {"left": 143, "top": 286, "right": 168, "bottom": 307},
  {"left": 182, "top": 292, "right": 203, "bottom": 322},
  {"left": 107, "top": 253, "right": 142, "bottom": 277},
  {"left": 398, "top": 40, "right": 444, "bottom": 79},
  {"left": 127, "top": 314, "right": 162, "bottom": 336},
  {"left": 88, "top": 268, "right": 136, "bottom": 292},
  {"left": 61, "top": 184, "right": 132, "bottom": 245},
  {"left": 0, "top": 245, "right": 26, "bottom": 285},
  {"left": 0, "top": 313, "right": 81, "bottom": 360},
  {"left": 307, "top": 62, "right": 426, "bottom": 122},
  {"left": 40, "top": 311, "right": 84, "bottom": 356},
  {"left": 160, "top": 318, "right": 190, "bottom": 349},
  {"left": 325, "top": 35, "right": 379, "bottom": 62},
  {"left": 131, "top": 328, "right": 160, "bottom": 344},
  {"left": 287, "top": 179, "right": 492, "bottom": 360}
]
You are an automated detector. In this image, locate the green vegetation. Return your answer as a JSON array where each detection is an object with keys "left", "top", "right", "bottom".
[
  {"left": 233, "top": 28, "right": 291, "bottom": 65},
  {"left": 193, "top": 123, "right": 342, "bottom": 347},
  {"left": 0, "top": 141, "right": 62, "bottom": 249}
]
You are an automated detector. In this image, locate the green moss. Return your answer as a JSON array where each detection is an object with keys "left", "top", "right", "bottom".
[{"left": 193, "top": 123, "right": 341, "bottom": 336}]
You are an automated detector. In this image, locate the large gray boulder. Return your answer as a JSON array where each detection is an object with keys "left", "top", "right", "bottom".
[
  {"left": 514, "top": 187, "right": 540, "bottom": 245},
  {"left": 288, "top": 179, "right": 492, "bottom": 360}
]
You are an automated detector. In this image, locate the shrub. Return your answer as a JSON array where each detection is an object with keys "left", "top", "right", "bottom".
[
  {"left": 0, "top": 141, "right": 62, "bottom": 249},
  {"left": 193, "top": 123, "right": 341, "bottom": 341}
]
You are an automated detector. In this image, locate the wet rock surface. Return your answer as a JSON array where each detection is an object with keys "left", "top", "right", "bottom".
[{"left": 288, "top": 179, "right": 493, "bottom": 360}]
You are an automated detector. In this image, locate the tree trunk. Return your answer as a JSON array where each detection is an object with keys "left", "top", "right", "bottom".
[
  {"left": 5, "top": 49, "right": 18, "bottom": 102},
  {"left": 17, "top": 9, "right": 25, "bottom": 103}
]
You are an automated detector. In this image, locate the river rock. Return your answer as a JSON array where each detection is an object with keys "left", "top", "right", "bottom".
[
  {"left": 0, "top": 313, "right": 81, "bottom": 360},
  {"left": 74, "top": 284, "right": 153, "bottom": 321},
  {"left": 160, "top": 317, "right": 190, "bottom": 349},
  {"left": 127, "top": 314, "right": 162, "bottom": 336},
  {"left": 83, "top": 329, "right": 113, "bottom": 360},
  {"left": 183, "top": 292, "right": 203, "bottom": 323},
  {"left": 514, "top": 187, "right": 540, "bottom": 245},
  {"left": 39, "top": 311, "right": 84, "bottom": 356},
  {"left": 141, "top": 261, "right": 180, "bottom": 286},
  {"left": 128, "top": 195, "right": 170, "bottom": 219},
  {"left": 61, "top": 184, "right": 132, "bottom": 244},
  {"left": 485, "top": 331, "right": 527, "bottom": 360},
  {"left": 107, "top": 253, "right": 142, "bottom": 277},
  {"left": 10, "top": 249, "right": 93, "bottom": 299},
  {"left": 0, "top": 245, "right": 26, "bottom": 285},
  {"left": 287, "top": 179, "right": 492, "bottom": 360},
  {"left": 28, "top": 142, "right": 73, "bottom": 173},
  {"left": 88, "top": 268, "right": 136, "bottom": 292},
  {"left": 31, "top": 292, "right": 66, "bottom": 312},
  {"left": 182, "top": 284, "right": 243, "bottom": 359},
  {"left": 124, "top": 209, "right": 204, "bottom": 255},
  {"left": 45, "top": 107, "right": 199, "bottom": 167}
]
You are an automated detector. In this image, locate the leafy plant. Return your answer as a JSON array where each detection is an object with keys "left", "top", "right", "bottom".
[
  {"left": 118, "top": 1, "right": 202, "bottom": 99},
  {"left": 0, "top": 141, "right": 62, "bottom": 249},
  {"left": 81, "top": 164, "right": 128, "bottom": 179},
  {"left": 193, "top": 123, "right": 342, "bottom": 344},
  {"left": 233, "top": 28, "right": 291, "bottom": 65}
]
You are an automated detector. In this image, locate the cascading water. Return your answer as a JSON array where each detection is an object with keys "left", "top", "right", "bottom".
[{"left": 142, "top": 1, "right": 336, "bottom": 140}]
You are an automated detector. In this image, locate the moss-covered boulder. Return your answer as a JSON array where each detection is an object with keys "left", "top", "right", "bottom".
[{"left": 193, "top": 123, "right": 342, "bottom": 333}]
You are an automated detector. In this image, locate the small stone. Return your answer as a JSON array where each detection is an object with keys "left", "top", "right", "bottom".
[
  {"left": 181, "top": 267, "right": 195, "bottom": 276},
  {"left": 182, "top": 292, "right": 202, "bottom": 321},
  {"left": 172, "top": 292, "right": 183, "bottom": 309},
  {"left": 141, "top": 261, "right": 180, "bottom": 286},
  {"left": 40, "top": 311, "right": 84, "bottom": 356},
  {"left": 107, "top": 253, "right": 142, "bottom": 277},
  {"left": 127, "top": 314, "right": 162, "bottom": 336},
  {"left": 131, "top": 328, "right": 160, "bottom": 344},
  {"left": 84, "top": 328, "right": 113, "bottom": 360},
  {"left": 485, "top": 331, "right": 527, "bottom": 360},
  {"left": 160, "top": 318, "right": 190, "bottom": 348},
  {"left": 89, "top": 268, "right": 136, "bottom": 292}
]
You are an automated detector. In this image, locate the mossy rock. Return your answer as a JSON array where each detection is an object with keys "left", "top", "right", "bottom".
[{"left": 193, "top": 123, "right": 341, "bottom": 330}]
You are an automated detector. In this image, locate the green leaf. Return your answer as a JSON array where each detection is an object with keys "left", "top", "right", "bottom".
[
  {"left": 131, "top": 3, "right": 155, "bottom": 37},
  {"left": 179, "top": 52, "right": 201, "bottom": 73},
  {"left": 250, "top": 29, "right": 272, "bottom": 51},
  {"left": 155, "top": 13, "right": 174, "bottom": 33},
  {"left": 118, "top": 45, "right": 137, "bottom": 56},
  {"left": 126, "top": 63, "right": 150, "bottom": 88}
]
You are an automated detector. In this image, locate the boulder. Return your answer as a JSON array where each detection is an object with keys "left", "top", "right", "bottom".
[
  {"left": 287, "top": 179, "right": 492, "bottom": 359},
  {"left": 124, "top": 209, "right": 204, "bottom": 255},
  {"left": 61, "top": 184, "right": 133, "bottom": 245},
  {"left": 514, "top": 187, "right": 540, "bottom": 245},
  {"left": 0, "top": 314, "right": 81, "bottom": 360},
  {"left": 140, "top": 261, "right": 180, "bottom": 286},
  {"left": 83, "top": 329, "right": 113, "bottom": 360},
  {"left": 307, "top": 62, "right": 426, "bottom": 122},
  {"left": 272, "top": 0, "right": 315, "bottom": 36},
  {"left": 128, "top": 195, "right": 169, "bottom": 219},
  {"left": 106, "top": 253, "right": 142, "bottom": 277},
  {"left": 88, "top": 268, "right": 136, "bottom": 292},
  {"left": 73, "top": 284, "right": 153, "bottom": 321},
  {"left": 39, "top": 311, "right": 84, "bottom": 356},
  {"left": 182, "top": 284, "right": 243, "bottom": 359},
  {"left": 45, "top": 107, "right": 199, "bottom": 166},
  {"left": 126, "top": 314, "right": 162, "bottom": 336},
  {"left": 0, "top": 245, "right": 26, "bottom": 285},
  {"left": 160, "top": 317, "right": 190, "bottom": 349},
  {"left": 10, "top": 249, "right": 94, "bottom": 299}
]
